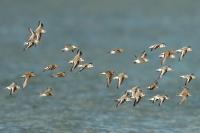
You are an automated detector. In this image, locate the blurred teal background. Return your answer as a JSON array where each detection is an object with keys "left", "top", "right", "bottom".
[{"left": 0, "top": 0, "right": 200, "bottom": 132}]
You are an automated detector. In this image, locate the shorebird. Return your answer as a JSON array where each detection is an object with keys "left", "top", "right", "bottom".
[
  {"left": 126, "top": 86, "right": 140, "bottom": 94},
  {"left": 61, "top": 44, "right": 78, "bottom": 52},
  {"left": 127, "top": 86, "right": 145, "bottom": 106},
  {"left": 40, "top": 87, "right": 54, "bottom": 97},
  {"left": 100, "top": 70, "right": 115, "bottom": 88},
  {"left": 176, "top": 46, "right": 192, "bottom": 61},
  {"left": 177, "top": 87, "right": 191, "bottom": 104},
  {"left": 78, "top": 63, "right": 94, "bottom": 72},
  {"left": 24, "top": 28, "right": 38, "bottom": 50},
  {"left": 149, "top": 95, "right": 169, "bottom": 106},
  {"left": 126, "top": 86, "right": 139, "bottom": 96},
  {"left": 132, "top": 88, "right": 145, "bottom": 106},
  {"left": 134, "top": 51, "right": 148, "bottom": 64},
  {"left": 21, "top": 72, "right": 36, "bottom": 88},
  {"left": 109, "top": 48, "right": 124, "bottom": 54},
  {"left": 180, "top": 73, "right": 196, "bottom": 86},
  {"left": 70, "top": 50, "right": 82, "bottom": 71},
  {"left": 156, "top": 66, "right": 172, "bottom": 79},
  {"left": 113, "top": 72, "right": 128, "bottom": 88},
  {"left": 51, "top": 72, "right": 65, "bottom": 78},
  {"left": 6, "top": 82, "right": 20, "bottom": 95},
  {"left": 115, "top": 91, "right": 131, "bottom": 107},
  {"left": 159, "top": 50, "right": 175, "bottom": 65},
  {"left": 149, "top": 95, "right": 160, "bottom": 103},
  {"left": 43, "top": 64, "right": 59, "bottom": 72},
  {"left": 68, "top": 57, "right": 84, "bottom": 64},
  {"left": 149, "top": 43, "right": 166, "bottom": 51},
  {"left": 147, "top": 80, "right": 159, "bottom": 90},
  {"left": 35, "top": 21, "right": 46, "bottom": 43}
]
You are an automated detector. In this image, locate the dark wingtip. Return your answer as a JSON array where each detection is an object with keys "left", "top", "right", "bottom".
[
  {"left": 41, "top": 22, "right": 44, "bottom": 27},
  {"left": 133, "top": 101, "right": 136, "bottom": 107},
  {"left": 79, "top": 51, "right": 82, "bottom": 56}
]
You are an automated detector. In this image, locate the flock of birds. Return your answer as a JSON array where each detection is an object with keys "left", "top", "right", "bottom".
[
  {"left": 5, "top": 21, "right": 196, "bottom": 108},
  {"left": 105, "top": 45, "right": 195, "bottom": 107}
]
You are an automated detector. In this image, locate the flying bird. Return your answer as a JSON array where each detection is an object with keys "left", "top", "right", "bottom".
[
  {"left": 180, "top": 73, "right": 196, "bottom": 86},
  {"left": 24, "top": 21, "right": 45, "bottom": 50},
  {"left": 148, "top": 43, "right": 166, "bottom": 51},
  {"left": 109, "top": 48, "right": 124, "bottom": 54},
  {"left": 61, "top": 44, "right": 78, "bottom": 52},
  {"left": 51, "top": 72, "right": 65, "bottom": 78},
  {"left": 21, "top": 72, "right": 36, "bottom": 88},
  {"left": 156, "top": 66, "right": 172, "bottom": 79},
  {"left": 113, "top": 72, "right": 128, "bottom": 88},
  {"left": 149, "top": 95, "right": 169, "bottom": 106},
  {"left": 68, "top": 57, "right": 84, "bottom": 64},
  {"left": 100, "top": 70, "right": 115, "bottom": 88},
  {"left": 134, "top": 51, "right": 148, "bottom": 64},
  {"left": 149, "top": 95, "right": 160, "bottom": 103},
  {"left": 40, "top": 87, "right": 54, "bottom": 97},
  {"left": 70, "top": 50, "right": 82, "bottom": 71},
  {"left": 115, "top": 91, "right": 131, "bottom": 107},
  {"left": 127, "top": 86, "right": 145, "bottom": 106},
  {"left": 6, "top": 82, "right": 20, "bottom": 95},
  {"left": 177, "top": 87, "right": 191, "bottom": 104},
  {"left": 35, "top": 21, "right": 46, "bottom": 43},
  {"left": 78, "top": 63, "right": 94, "bottom": 72},
  {"left": 43, "top": 64, "right": 59, "bottom": 72},
  {"left": 24, "top": 28, "right": 38, "bottom": 50},
  {"left": 147, "top": 80, "right": 159, "bottom": 90},
  {"left": 176, "top": 46, "right": 192, "bottom": 61},
  {"left": 159, "top": 50, "right": 175, "bottom": 65}
]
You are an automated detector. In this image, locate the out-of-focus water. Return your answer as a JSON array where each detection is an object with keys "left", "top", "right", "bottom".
[{"left": 0, "top": 0, "right": 200, "bottom": 132}]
